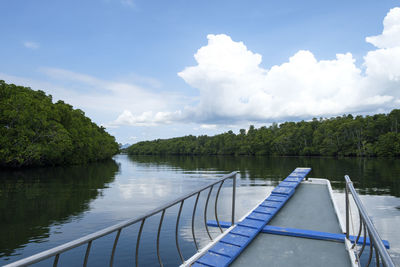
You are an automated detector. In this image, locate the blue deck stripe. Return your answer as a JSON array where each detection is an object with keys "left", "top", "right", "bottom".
[
  {"left": 209, "top": 242, "right": 242, "bottom": 257},
  {"left": 220, "top": 233, "right": 250, "bottom": 247},
  {"left": 271, "top": 186, "right": 295, "bottom": 195},
  {"left": 196, "top": 252, "right": 231, "bottom": 266},
  {"left": 230, "top": 225, "right": 259, "bottom": 237},
  {"left": 206, "top": 223, "right": 391, "bottom": 249},
  {"left": 253, "top": 206, "right": 276, "bottom": 214},
  {"left": 194, "top": 167, "right": 311, "bottom": 267},
  {"left": 263, "top": 225, "right": 391, "bottom": 249},
  {"left": 267, "top": 195, "right": 287, "bottom": 202},
  {"left": 192, "top": 263, "right": 211, "bottom": 267}
]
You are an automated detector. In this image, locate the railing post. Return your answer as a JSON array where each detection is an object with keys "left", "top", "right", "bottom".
[
  {"left": 345, "top": 175, "right": 395, "bottom": 267},
  {"left": 176, "top": 200, "right": 185, "bottom": 263},
  {"left": 231, "top": 173, "right": 236, "bottom": 226},
  {"left": 345, "top": 180, "right": 349, "bottom": 239}
]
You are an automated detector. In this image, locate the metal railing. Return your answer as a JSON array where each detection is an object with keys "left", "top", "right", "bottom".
[
  {"left": 345, "top": 175, "right": 395, "bottom": 267},
  {"left": 5, "top": 171, "right": 238, "bottom": 267}
]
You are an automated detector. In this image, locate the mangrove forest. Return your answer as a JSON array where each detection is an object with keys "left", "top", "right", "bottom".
[
  {"left": 127, "top": 109, "right": 400, "bottom": 157},
  {"left": 0, "top": 81, "right": 119, "bottom": 167}
]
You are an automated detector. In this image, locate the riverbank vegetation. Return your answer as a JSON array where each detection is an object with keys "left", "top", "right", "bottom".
[
  {"left": 0, "top": 81, "right": 119, "bottom": 167},
  {"left": 127, "top": 109, "right": 400, "bottom": 157}
]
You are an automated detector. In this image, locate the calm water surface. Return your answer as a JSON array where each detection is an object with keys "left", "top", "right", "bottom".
[{"left": 1, "top": 155, "right": 399, "bottom": 266}]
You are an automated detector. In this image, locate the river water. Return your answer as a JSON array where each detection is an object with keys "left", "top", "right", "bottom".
[{"left": 1, "top": 154, "right": 399, "bottom": 266}]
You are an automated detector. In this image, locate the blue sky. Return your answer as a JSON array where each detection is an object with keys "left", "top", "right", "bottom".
[{"left": 1, "top": 0, "right": 400, "bottom": 144}]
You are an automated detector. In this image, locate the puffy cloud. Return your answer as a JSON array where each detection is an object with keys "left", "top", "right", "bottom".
[
  {"left": 366, "top": 7, "right": 400, "bottom": 49},
  {"left": 113, "top": 7, "right": 400, "bottom": 127},
  {"left": 363, "top": 8, "right": 400, "bottom": 100},
  {"left": 364, "top": 47, "right": 400, "bottom": 82},
  {"left": 177, "top": 33, "right": 397, "bottom": 123}
]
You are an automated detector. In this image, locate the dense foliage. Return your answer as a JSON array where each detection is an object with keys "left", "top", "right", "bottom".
[
  {"left": 0, "top": 159, "right": 119, "bottom": 256},
  {"left": 0, "top": 80, "right": 119, "bottom": 167},
  {"left": 127, "top": 110, "right": 400, "bottom": 157}
]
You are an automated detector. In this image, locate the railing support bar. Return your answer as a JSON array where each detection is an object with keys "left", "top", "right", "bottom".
[
  {"left": 135, "top": 219, "right": 146, "bottom": 267},
  {"left": 345, "top": 180, "right": 350, "bottom": 239},
  {"left": 83, "top": 240, "right": 92, "bottom": 267},
  {"left": 192, "top": 192, "right": 201, "bottom": 251},
  {"left": 353, "top": 212, "right": 363, "bottom": 249},
  {"left": 232, "top": 174, "right": 236, "bottom": 225},
  {"left": 215, "top": 180, "right": 225, "bottom": 233},
  {"left": 204, "top": 186, "right": 214, "bottom": 241},
  {"left": 157, "top": 210, "right": 166, "bottom": 267},
  {"left": 110, "top": 229, "right": 121, "bottom": 267},
  {"left": 359, "top": 223, "right": 367, "bottom": 258},
  {"left": 53, "top": 254, "right": 59, "bottom": 267},
  {"left": 176, "top": 200, "right": 185, "bottom": 263},
  {"left": 367, "top": 235, "right": 373, "bottom": 267}
]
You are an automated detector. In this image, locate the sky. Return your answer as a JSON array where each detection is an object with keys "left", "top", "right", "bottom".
[{"left": 1, "top": 0, "right": 400, "bottom": 144}]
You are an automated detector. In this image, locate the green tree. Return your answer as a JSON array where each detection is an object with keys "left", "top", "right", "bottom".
[
  {"left": 127, "top": 108, "right": 400, "bottom": 158},
  {"left": 0, "top": 81, "right": 119, "bottom": 167}
]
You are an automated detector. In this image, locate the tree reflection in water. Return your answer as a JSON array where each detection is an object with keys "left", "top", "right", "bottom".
[
  {"left": 0, "top": 159, "right": 119, "bottom": 258},
  {"left": 128, "top": 155, "right": 400, "bottom": 196}
]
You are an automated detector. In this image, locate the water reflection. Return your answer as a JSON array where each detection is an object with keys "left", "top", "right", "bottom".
[
  {"left": 128, "top": 155, "right": 400, "bottom": 196},
  {"left": 0, "top": 160, "right": 119, "bottom": 258},
  {"left": 1, "top": 155, "right": 399, "bottom": 266}
]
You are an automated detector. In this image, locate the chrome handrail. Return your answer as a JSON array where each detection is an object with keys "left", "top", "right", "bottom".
[
  {"left": 5, "top": 171, "right": 238, "bottom": 267},
  {"left": 345, "top": 175, "right": 395, "bottom": 267}
]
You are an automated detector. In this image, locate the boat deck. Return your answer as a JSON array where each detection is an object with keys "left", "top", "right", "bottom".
[
  {"left": 231, "top": 181, "right": 352, "bottom": 267},
  {"left": 191, "top": 169, "right": 357, "bottom": 267}
]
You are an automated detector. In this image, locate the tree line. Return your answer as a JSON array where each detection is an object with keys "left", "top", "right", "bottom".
[
  {"left": 127, "top": 109, "right": 400, "bottom": 157},
  {"left": 0, "top": 80, "right": 119, "bottom": 167}
]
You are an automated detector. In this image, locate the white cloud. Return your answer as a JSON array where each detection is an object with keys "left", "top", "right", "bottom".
[
  {"left": 175, "top": 32, "right": 398, "bottom": 123},
  {"left": 110, "top": 7, "right": 400, "bottom": 127},
  {"left": 112, "top": 109, "right": 184, "bottom": 126},
  {"left": 23, "top": 41, "right": 39, "bottom": 50},
  {"left": 200, "top": 124, "right": 217, "bottom": 130},
  {"left": 363, "top": 8, "right": 400, "bottom": 101},
  {"left": 174, "top": 8, "right": 400, "bottom": 124},
  {"left": 364, "top": 47, "right": 400, "bottom": 82},
  {"left": 366, "top": 7, "right": 400, "bottom": 49}
]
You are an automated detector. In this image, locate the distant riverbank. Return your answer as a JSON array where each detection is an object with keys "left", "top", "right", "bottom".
[{"left": 127, "top": 109, "right": 400, "bottom": 158}]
